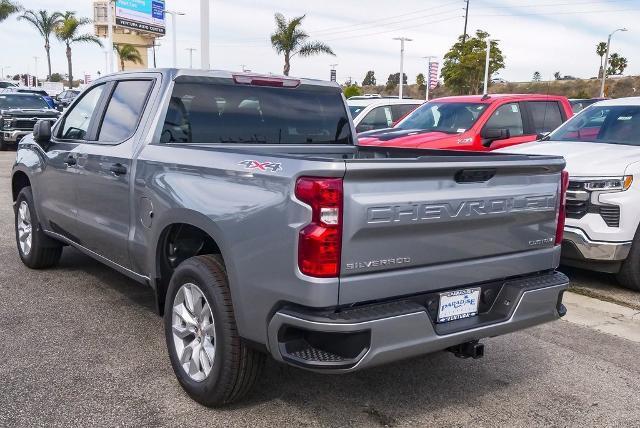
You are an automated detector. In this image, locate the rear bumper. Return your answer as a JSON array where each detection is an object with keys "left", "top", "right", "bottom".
[
  {"left": 562, "top": 226, "right": 631, "bottom": 262},
  {"left": 2, "top": 130, "right": 30, "bottom": 143},
  {"left": 267, "top": 271, "right": 569, "bottom": 372}
]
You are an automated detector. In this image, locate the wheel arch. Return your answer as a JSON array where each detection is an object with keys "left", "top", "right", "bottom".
[{"left": 11, "top": 170, "right": 31, "bottom": 203}]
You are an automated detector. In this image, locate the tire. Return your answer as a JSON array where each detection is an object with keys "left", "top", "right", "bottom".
[
  {"left": 0, "top": 134, "right": 6, "bottom": 151},
  {"left": 616, "top": 232, "right": 640, "bottom": 291},
  {"left": 15, "top": 187, "right": 63, "bottom": 269},
  {"left": 164, "top": 254, "right": 265, "bottom": 407}
]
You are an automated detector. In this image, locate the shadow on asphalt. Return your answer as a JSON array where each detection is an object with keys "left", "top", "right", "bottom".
[{"left": 52, "top": 246, "right": 541, "bottom": 423}]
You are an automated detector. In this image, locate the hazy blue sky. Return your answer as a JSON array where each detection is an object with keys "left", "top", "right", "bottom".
[{"left": 1, "top": 0, "right": 639, "bottom": 84}]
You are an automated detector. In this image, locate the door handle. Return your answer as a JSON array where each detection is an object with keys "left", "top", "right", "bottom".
[
  {"left": 64, "top": 155, "right": 76, "bottom": 166},
  {"left": 109, "top": 163, "right": 127, "bottom": 176}
]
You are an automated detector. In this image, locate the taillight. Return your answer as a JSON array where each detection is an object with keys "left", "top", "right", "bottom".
[
  {"left": 555, "top": 170, "right": 569, "bottom": 245},
  {"left": 233, "top": 74, "right": 300, "bottom": 88},
  {"left": 295, "top": 177, "right": 343, "bottom": 278}
]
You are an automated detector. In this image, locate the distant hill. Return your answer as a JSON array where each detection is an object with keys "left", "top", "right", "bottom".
[{"left": 359, "top": 75, "right": 640, "bottom": 100}]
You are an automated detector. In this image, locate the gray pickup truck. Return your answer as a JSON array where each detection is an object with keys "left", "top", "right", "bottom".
[{"left": 12, "top": 69, "right": 569, "bottom": 406}]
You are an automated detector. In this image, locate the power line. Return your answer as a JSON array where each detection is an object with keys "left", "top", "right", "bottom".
[
  {"left": 324, "top": 15, "right": 463, "bottom": 42},
  {"left": 474, "top": 6, "right": 640, "bottom": 17},
  {"left": 473, "top": 0, "right": 636, "bottom": 9}
]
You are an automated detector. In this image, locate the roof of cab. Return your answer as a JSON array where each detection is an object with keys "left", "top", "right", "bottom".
[
  {"left": 433, "top": 94, "right": 569, "bottom": 103},
  {"left": 93, "top": 68, "right": 340, "bottom": 89},
  {"left": 591, "top": 96, "right": 640, "bottom": 107}
]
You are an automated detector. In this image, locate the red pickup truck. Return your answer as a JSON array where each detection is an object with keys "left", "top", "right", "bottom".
[{"left": 357, "top": 94, "right": 573, "bottom": 151}]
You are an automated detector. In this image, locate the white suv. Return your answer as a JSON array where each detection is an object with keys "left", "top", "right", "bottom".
[
  {"left": 348, "top": 98, "right": 423, "bottom": 133},
  {"left": 498, "top": 97, "right": 640, "bottom": 291}
]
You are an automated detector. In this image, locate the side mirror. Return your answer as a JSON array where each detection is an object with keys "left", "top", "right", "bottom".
[
  {"left": 536, "top": 131, "right": 550, "bottom": 140},
  {"left": 481, "top": 128, "right": 510, "bottom": 147},
  {"left": 33, "top": 120, "right": 52, "bottom": 145}
]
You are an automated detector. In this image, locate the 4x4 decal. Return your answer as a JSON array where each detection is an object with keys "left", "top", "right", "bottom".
[{"left": 238, "top": 160, "right": 282, "bottom": 173}]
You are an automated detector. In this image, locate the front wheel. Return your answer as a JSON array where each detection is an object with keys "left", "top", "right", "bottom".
[
  {"left": 15, "top": 187, "right": 63, "bottom": 269},
  {"left": 164, "top": 255, "right": 265, "bottom": 407},
  {"left": 616, "top": 234, "right": 640, "bottom": 291}
]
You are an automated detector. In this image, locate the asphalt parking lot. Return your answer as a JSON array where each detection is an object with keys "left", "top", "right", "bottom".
[{"left": 0, "top": 151, "right": 639, "bottom": 427}]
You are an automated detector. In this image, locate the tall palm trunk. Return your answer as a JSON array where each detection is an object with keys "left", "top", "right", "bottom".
[
  {"left": 283, "top": 52, "right": 290, "bottom": 76},
  {"left": 121, "top": 58, "right": 125, "bottom": 71},
  {"left": 66, "top": 43, "right": 73, "bottom": 89},
  {"left": 45, "top": 39, "right": 52, "bottom": 80}
]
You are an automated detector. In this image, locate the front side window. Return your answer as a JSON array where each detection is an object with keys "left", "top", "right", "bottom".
[
  {"left": 98, "top": 80, "right": 153, "bottom": 142},
  {"left": 161, "top": 82, "right": 352, "bottom": 145},
  {"left": 59, "top": 84, "right": 104, "bottom": 140},
  {"left": 549, "top": 105, "right": 640, "bottom": 146},
  {"left": 527, "top": 101, "right": 563, "bottom": 133},
  {"left": 397, "top": 102, "right": 487, "bottom": 134},
  {"left": 484, "top": 103, "right": 524, "bottom": 136}
]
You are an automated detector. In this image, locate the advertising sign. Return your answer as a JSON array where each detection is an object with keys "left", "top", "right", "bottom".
[{"left": 115, "top": 0, "right": 165, "bottom": 35}]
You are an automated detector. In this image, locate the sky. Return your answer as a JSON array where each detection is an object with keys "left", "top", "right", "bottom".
[{"left": 1, "top": 0, "right": 639, "bottom": 85}]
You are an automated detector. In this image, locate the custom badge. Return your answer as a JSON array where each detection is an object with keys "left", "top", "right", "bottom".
[{"left": 238, "top": 160, "right": 282, "bottom": 173}]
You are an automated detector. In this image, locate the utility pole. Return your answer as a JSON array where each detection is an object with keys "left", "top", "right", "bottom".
[
  {"left": 186, "top": 48, "right": 197, "bottom": 69},
  {"left": 107, "top": 0, "right": 114, "bottom": 73},
  {"left": 600, "top": 28, "right": 627, "bottom": 97},
  {"left": 165, "top": 10, "right": 185, "bottom": 68},
  {"left": 422, "top": 56, "right": 436, "bottom": 101},
  {"left": 393, "top": 37, "right": 412, "bottom": 99},
  {"left": 200, "top": 0, "right": 210, "bottom": 69},
  {"left": 462, "top": 0, "right": 470, "bottom": 44}
]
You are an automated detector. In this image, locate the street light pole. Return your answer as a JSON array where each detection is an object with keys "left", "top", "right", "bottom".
[
  {"left": 393, "top": 37, "right": 412, "bottom": 99},
  {"left": 483, "top": 39, "right": 497, "bottom": 95},
  {"left": 600, "top": 28, "right": 627, "bottom": 98},
  {"left": 165, "top": 10, "right": 185, "bottom": 68},
  {"left": 200, "top": 0, "right": 210, "bottom": 69},
  {"left": 33, "top": 57, "right": 39, "bottom": 86}
]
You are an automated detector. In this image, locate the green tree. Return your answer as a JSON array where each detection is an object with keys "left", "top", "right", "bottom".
[
  {"left": 0, "top": 0, "right": 21, "bottom": 22},
  {"left": 532, "top": 71, "right": 541, "bottom": 82},
  {"left": 362, "top": 70, "right": 376, "bottom": 86},
  {"left": 114, "top": 43, "right": 143, "bottom": 71},
  {"left": 596, "top": 41, "right": 607, "bottom": 78},
  {"left": 416, "top": 73, "right": 425, "bottom": 89},
  {"left": 19, "top": 10, "right": 63, "bottom": 79},
  {"left": 343, "top": 85, "right": 361, "bottom": 99},
  {"left": 55, "top": 12, "right": 102, "bottom": 88},
  {"left": 608, "top": 53, "right": 628, "bottom": 75},
  {"left": 441, "top": 30, "right": 505, "bottom": 95},
  {"left": 553, "top": 71, "right": 562, "bottom": 80},
  {"left": 386, "top": 72, "right": 407, "bottom": 88},
  {"left": 270, "top": 13, "right": 335, "bottom": 76},
  {"left": 49, "top": 72, "right": 63, "bottom": 82}
]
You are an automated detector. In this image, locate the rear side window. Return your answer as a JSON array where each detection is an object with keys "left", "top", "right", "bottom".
[
  {"left": 161, "top": 82, "right": 352, "bottom": 145},
  {"left": 527, "top": 101, "right": 563, "bottom": 133},
  {"left": 98, "top": 80, "right": 153, "bottom": 142}
]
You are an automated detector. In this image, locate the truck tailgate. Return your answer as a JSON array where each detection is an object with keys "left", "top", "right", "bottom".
[{"left": 339, "top": 154, "right": 565, "bottom": 305}]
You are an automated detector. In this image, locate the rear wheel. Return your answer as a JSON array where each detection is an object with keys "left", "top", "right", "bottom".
[
  {"left": 0, "top": 134, "right": 7, "bottom": 151},
  {"left": 164, "top": 255, "right": 265, "bottom": 406},
  {"left": 15, "top": 187, "right": 63, "bottom": 269}
]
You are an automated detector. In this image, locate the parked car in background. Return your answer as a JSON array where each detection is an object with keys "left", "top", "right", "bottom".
[
  {"left": 569, "top": 98, "right": 606, "bottom": 114},
  {"left": 348, "top": 98, "right": 423, "bottom": 132},
  {"left": 0, "top": 92, "right": 60, "bottom": 150},
  {"left": 55, "top": 89, "right": 80, "bottom": 109},
  {"left": 348, "top": 94, "right": 382, "bottom": 100},
  {"left": 0, "top": 81, "right": 18, "bottom": 89},
  {"left": 358, "top": 94, "right": 573, "bottom": 151},
  {"left": 4, "top": 87, "right": 58, "bottom": 109},
  {"left": 497, "top": 97, "right": 640, "bottom": 291},
  {"left": 11, "top": 69, "right": 569, "bottom": 406}
]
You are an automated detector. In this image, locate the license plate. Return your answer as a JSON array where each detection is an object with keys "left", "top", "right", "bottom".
[{"left": 437, "top": 287, "right": 481, "bottom": 323}]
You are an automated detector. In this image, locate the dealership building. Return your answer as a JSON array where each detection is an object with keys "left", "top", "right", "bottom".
[{"left": 92, "top": 0, "right": 165, "bottom": 71}]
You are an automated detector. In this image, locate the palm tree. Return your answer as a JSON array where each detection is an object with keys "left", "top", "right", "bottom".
[
  {"left": 270, "top": 13, "right": 335, "bottom": 76},
  {"left": 0, "top": 0, "right": 21, "bottom": 22},
  {"left": 114, "top": 43, "right": 143, "bottom": 71},
  {"left": 596, "top": 41, "right": 607, "bottom": 78},
  {"left": 55, "top": 12, "right": 102, "bottom": 88},
  {"left": 19, "top": 10, "right": 63, "bottom": 80}
]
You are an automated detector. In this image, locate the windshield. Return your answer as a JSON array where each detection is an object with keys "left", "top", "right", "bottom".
[
  {"left": 396, "top": 101, "right": 487, "bottom": 134},
  {"left": 549, "top": 105, "right": 640, "bottom": 146},
  {"left": 0, "top": 94, "right": 49, "bottom": 109},
  {"left": 162, "top": 82, "right": 352, "bottom": 145},
  {"left": 349, "top": 105, "right": 366, "bottom": 118}
]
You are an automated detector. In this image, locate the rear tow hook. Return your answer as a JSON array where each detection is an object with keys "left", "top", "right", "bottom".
[{"left": 447, "top": 341, "right": 485, "bottom": 359}]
